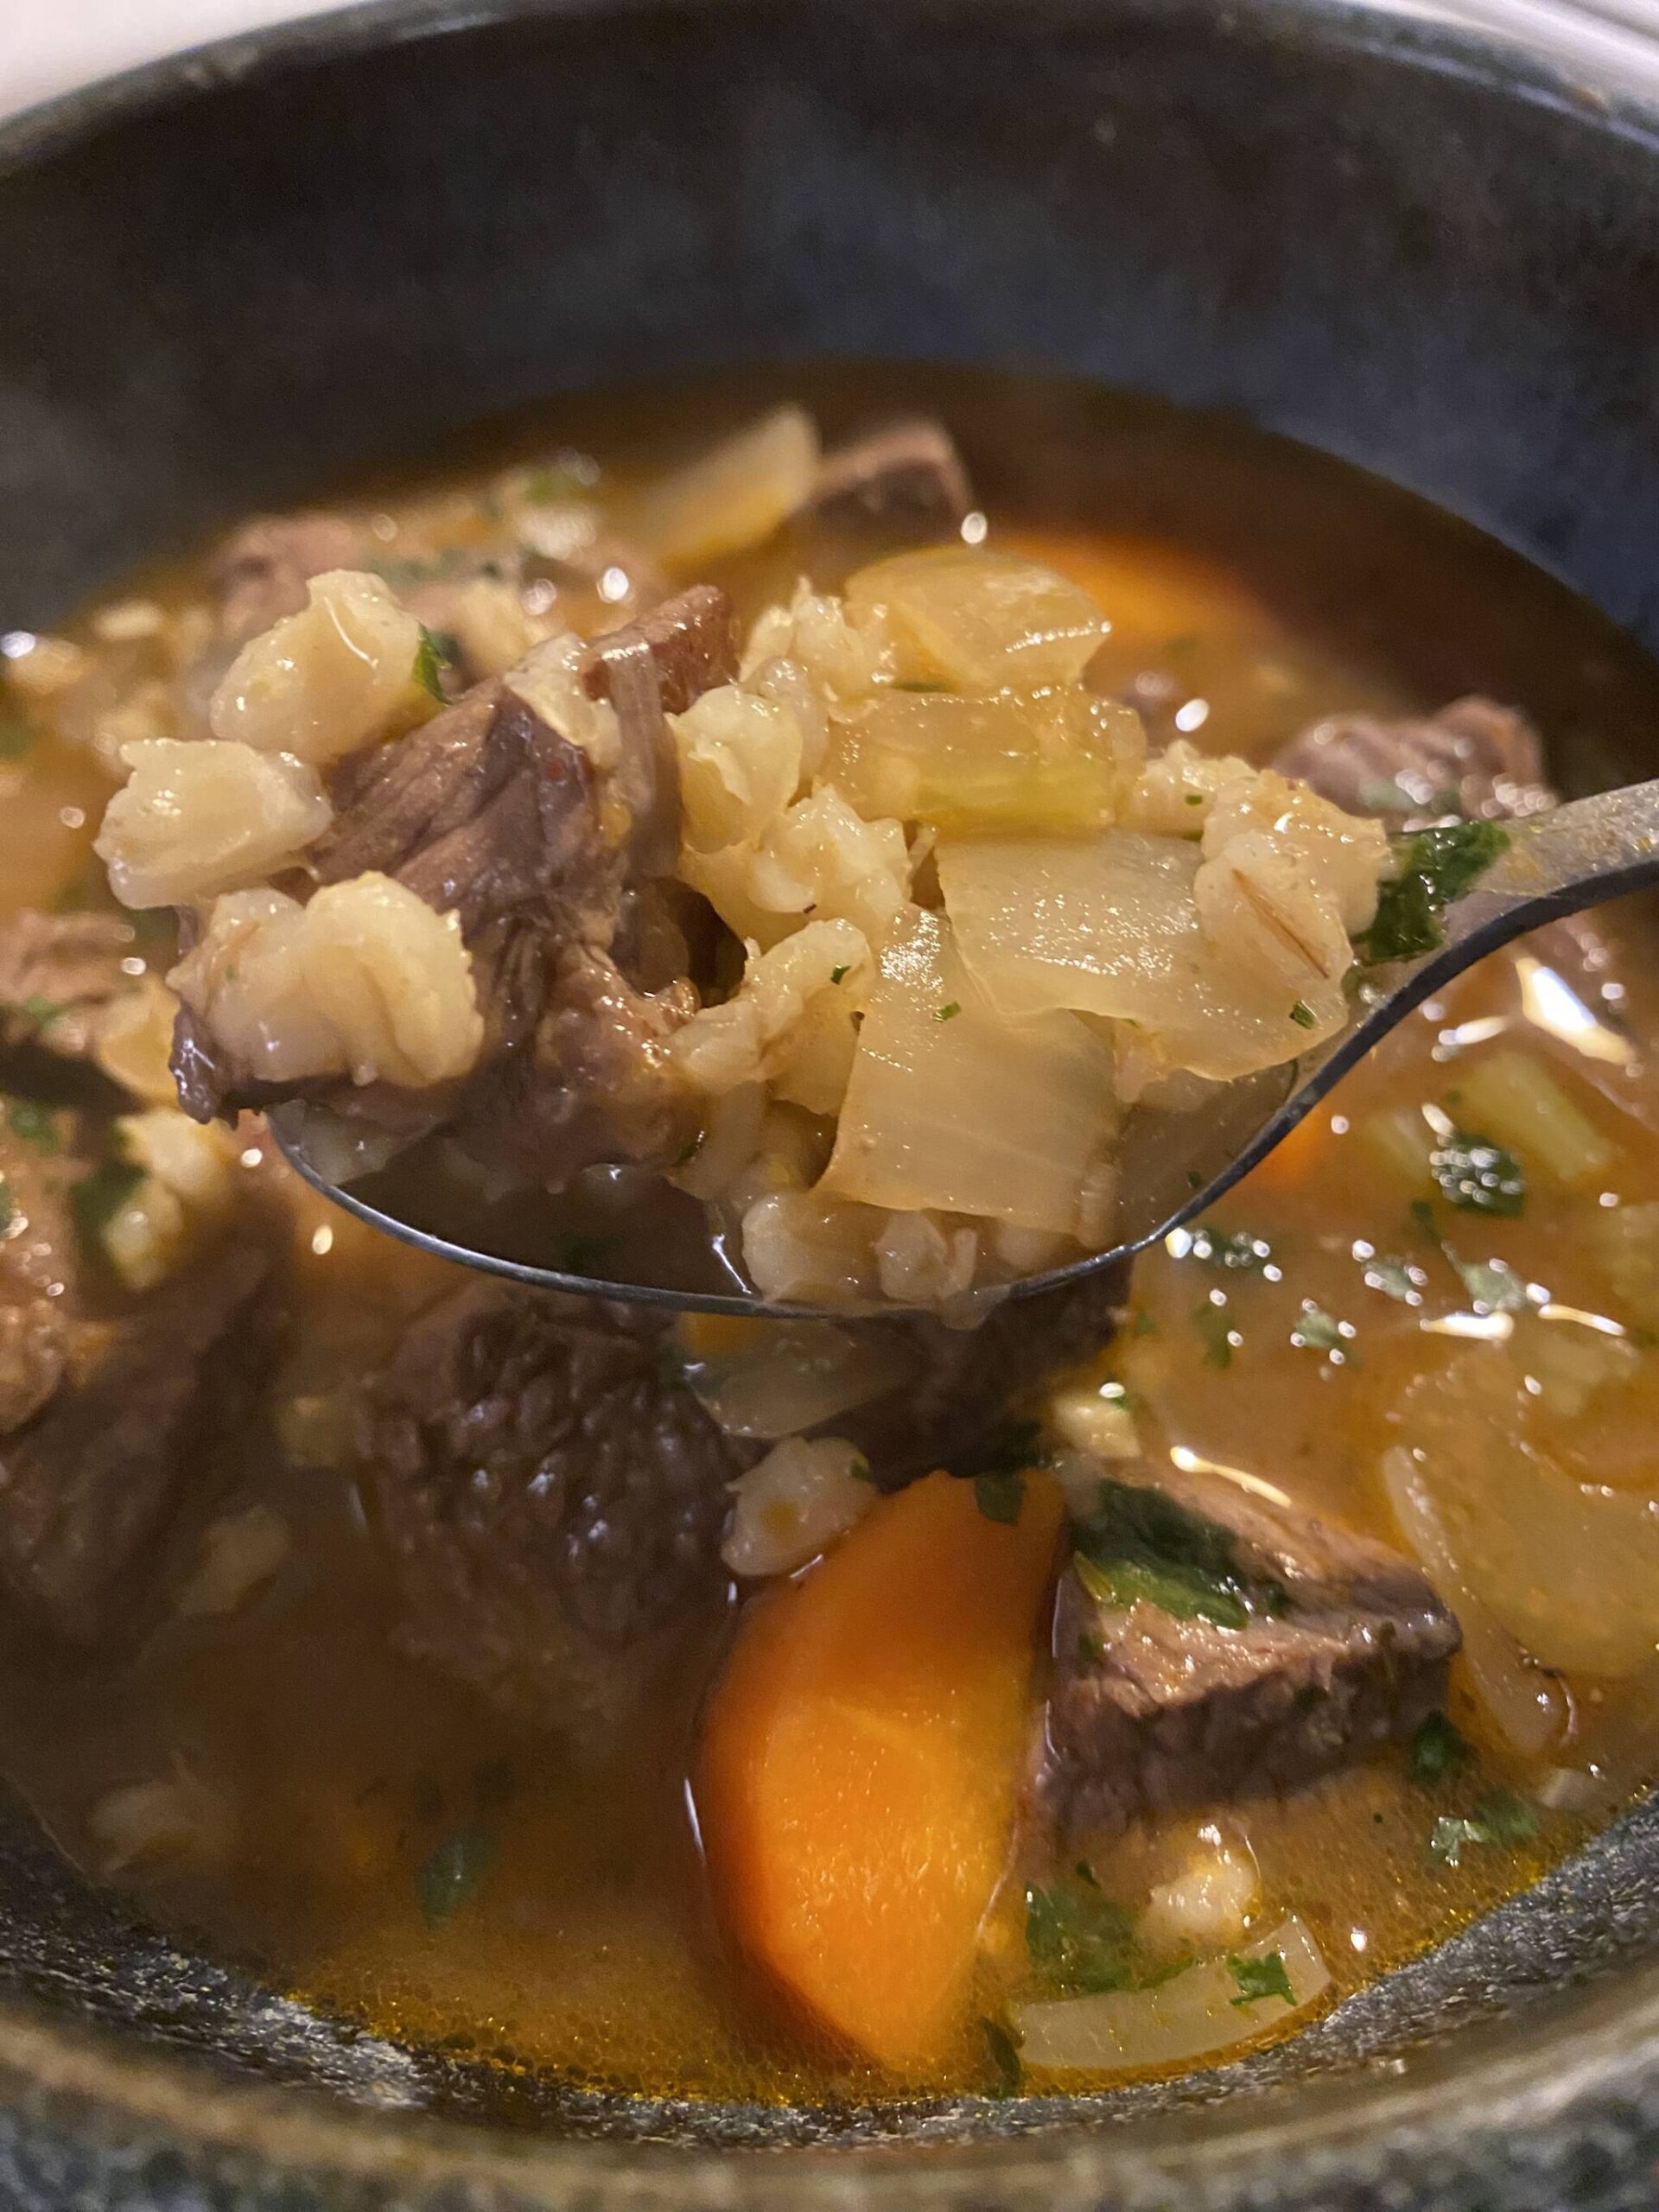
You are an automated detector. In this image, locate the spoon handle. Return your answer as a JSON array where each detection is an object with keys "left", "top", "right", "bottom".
[{"left": 1443, "top": 776, "right": 1659, "bottom": 951}]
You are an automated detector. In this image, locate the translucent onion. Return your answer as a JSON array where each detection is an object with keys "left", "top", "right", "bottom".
[
  {"left": 1386, "top": 1360, "right": 1659, "bottom": 1679},
  {"left": 1014, "top": 1914, "right": 1330, "bottom": 2076},
  {"left": 620, "top": 406, "right": 821, "bottom": 569},
  {"left": 682, "top": 1319, "right": 909, "bottom": 1440},
  {"left": 938, "top": 832, "right": 1344, "bottom": 1080},
  {"left": 823, "top": 688, "right": 1144, "bottom": 836},
  {"left": 818, "top": 908, "right": 1118, "bottom": 1237},
  {"left": 843, "top": 547, "right": 1109, "bottom": 691},
  {"left": 1380, "top": 1442, "right": 1567, "bottom": 1757}
]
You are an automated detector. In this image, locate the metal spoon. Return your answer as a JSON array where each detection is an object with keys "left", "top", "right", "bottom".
[{"left": 275, "top": 777, "right": 1659, "bottom": 1319}]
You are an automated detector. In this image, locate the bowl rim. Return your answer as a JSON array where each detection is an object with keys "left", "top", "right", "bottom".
[{"left": 5, "top": 0, "right": 1659, "bottom": 2197}]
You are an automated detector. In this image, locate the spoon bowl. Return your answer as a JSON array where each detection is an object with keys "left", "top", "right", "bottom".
[{"left": 275, "top": 777, "right": 1659, "bottom": 1319}]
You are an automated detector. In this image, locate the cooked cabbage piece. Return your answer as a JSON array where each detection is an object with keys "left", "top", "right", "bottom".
[
  {"left": 209, "top": 569, "right": 435, "bottom": 764},
  {"left": 818, "top": 907, "right": 1118, "bottom": 1238},
  {"left": 843, "top": 547, "right": 1110, "bottom": 690},
  {"left": 823, "top": 687, "right": 1145, "bottom": 834},
  {"left": 169, "top": 874, "right": 484, "bottom": 1091},
  {"left": 95, "top": 740, "right": 331, "bottom": 908},
  {"left": 938, "top": 831, "right": 1349, "bottom": 1082}
]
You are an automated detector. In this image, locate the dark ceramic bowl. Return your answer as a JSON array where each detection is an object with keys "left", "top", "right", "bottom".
[{"left": 5, "top": 0, "right": 1659, "bottom": 2202}]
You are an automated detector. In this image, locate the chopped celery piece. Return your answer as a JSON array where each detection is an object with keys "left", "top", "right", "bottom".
[
  {"left": 1449, "top": 1049, "right": 1618, "bottom": 1189},
  {"left": 823, "top": 687, "right": 1142, "bottom": 834}
]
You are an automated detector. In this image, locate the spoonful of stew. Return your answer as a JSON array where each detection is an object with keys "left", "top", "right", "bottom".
[{"left": 86, "top": 406, "right": 1659, "bottom": 1317}]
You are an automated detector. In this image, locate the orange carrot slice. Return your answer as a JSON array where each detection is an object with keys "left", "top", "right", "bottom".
[{"left": 695, "top": 1468, "right": 1064, "bottom": 2070}]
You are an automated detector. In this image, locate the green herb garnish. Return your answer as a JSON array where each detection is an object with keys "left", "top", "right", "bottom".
[
  {"left": 1290, "top": 1303, "right": 1344, "bottom": 1353},
  {"left": 1409, "top": 1711, "right": 1471, "bottom": 1786},
  {"left": 936, "top": 1001, "right": 962, "bottom": 1022},
  {"left": 1026, "top": 1880, "right": 1135, "bottom": 1994},
  {"left": 1191, "top": 1300, "right": 1235, "bottom": 1370},
  {"left": 830, "top": 964, "right": 849, "bottom": 985},
  {"left": 416, "top": 1821, "right": 499, "bottom": 1925},
  {"left": 1452, "top": 1255, "right": 1528, "bottom": 1313},
  {"left": 1431, "top": 1129, "right": 1526, "bottom": 1217},
  {"left": 1072, "top": 1478, "right": 1281, "bottom": 1630},
  {"left": 0, "top": 1176, "right": 11, "bottom": 1234},
  {"left": 1288, "top": 1000, "right": 1317, "bottom": 1030},
  {"left": 1357, "top": 820, "right": 1510, "bottom": 965},
  {"left": 982, "top": 2016, "right": 1022, "bottom": 2095},
  {"left": 1429, "top": 1788, "right": 1539, "bottom": 1866},
  {"left": 1227, "top": 1950, "right": 1295, "bottom": 2008},
  {"left": 412, "top": 626, "right": 451, "bottom": 702},
  {"left": 957, "top": 1417, "right": 1044, "bottom": 1481},
  {"left": 1363, "top": 1255, "right": 1421, "bottom": 1304},
  {"left": 71, "top": 1159, "right": 142, "bottom": 1250},
  {"left": 1188, "top": 1226, "right": 1273, "bottom": 1273},
  {"left": 7, "top": 1099, "right": 61, "bottom": 1154},
  {"left": 974, "top": 1469, "right": 1026, "bottom": 1525}
]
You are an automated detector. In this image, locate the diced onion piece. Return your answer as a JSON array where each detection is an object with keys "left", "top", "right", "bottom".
[
  {"left": 844, "top": 547, "right": 1109, "bottom": 690},
  {"left": 824, "top": 688, "right": 1145, "bottom": 835},
  {"left": 175, "top": 1503, "right": 291, "bottom": 1618},
  {"left": 1591, "top": 1199, "right": 1659, "bottom": 1328},
  {"left": 721, "top": 1435, "right": 875, "bottom": 1577},
  {"left": 1386, "top": 1354, "right": 1659, "bottom": 1681},
  {"left": 819, "top": 908, "right": 1117, "bottom": 1238},
  {"left": 683, "top": 1319, "right": 909, "bottom": 1440},
  {"left": 94, "top": 740, "right": 331, "bottom": 909},
  {"left": 741, "top": 1191, "right": 887, "bottom": 1306},
  {"left": 117, "top": 1108, "right": 239, "bottom": 1220},
  {"left": 209, "top": 569, "right": 432, "bottom": 764},
  {"left": 1447, "top": 1048, "right": 1619, "bottom": 1189},
  {"left": 621, "top": 406, "right": 821, "bottom": 569},
  {"left": 1201, "top": 771, "right": 1389, "bottom": 937},
  {"left": 1014, "top": 1914, "right": 1329, "bottom": 2076},
  {"left": 95, "top": 976, "right": 185, "bottom": 1106},
  {"left": 938, "top": 832, "right": 1344, "bottom": 1081},
  {"left": 1123, "top": 740, "right": 1255, "bottom": 835},
  {"left": 1380, "top": 1441, "right": 1566, "bottom": 1755},
  {"left": 101, "top": 1174, "right": 190, "bottom": 1292},
  {"left": 1049, "top": 1381, "right": 1141, "bottom": 1460}
]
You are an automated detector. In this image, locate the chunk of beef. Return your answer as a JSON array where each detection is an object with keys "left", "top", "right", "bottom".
[
  {"left": 801, "top": 419, "right": 975, "bottom": 537},
  {"left": 580, "top": 583, "right": 738, "bottom": 718},
  {"left": 1038, "top": 1467, "right": 1459, "bottom": 1837},
  {"left": 1272, "top": 696, "right": 1554, "bottom": 827},
  {"left": 0, "top": 910, "right": 139, "bottom": 1062},
  {"left": 0, "top": 1119, "right": 84, "bottom": 1434},
  {"left": 0, "top": 1104, "right": 274, "bottom": 1648},
  {"left": 214, "top": 513, "right": 375, "bottom": 639},
  {"left": 360, "top": 1283, "right": 740, "bottom": 1730},
  {"left": 836, "top": 1263, "right": 1129, "bottom": 1480}
]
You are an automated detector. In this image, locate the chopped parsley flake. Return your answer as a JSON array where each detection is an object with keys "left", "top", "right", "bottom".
[
  {"left": 1228, "top": 1950, "right": 1295, "bottom": 2008},
  {"left": 1288, "top": 999, "right": 1317, "bottom": 1029},
  {"left": 1290, "top": 1303, "right": 1345, "bottom": 1353},
  {"left": 1452, "top": 1255, "right": 1529, "bottom": 1313},
  {"left": 830, "top": 964, "right": 849, "bottom": 985},
  {"left": 1188, "top": 1225, "right": 1273, "bottom": 1273},
  {"left": 1431, "top": 1129, "right": 1526, "bottom": 1217},
  {"left": 936, "top": 1001, "right": 962, "bottom": 1022},
  {"left": 411, "top": 626, "right": 451, "bottom": 702},
  {"left": 7, "top": 1099, "right": 60, "bottom": 1154},
  {"left": 982, "top": 2016, "right": 1022, "bottom": 2095},
  {"left": 1357, "top": 820, "right": 1510, "bottom": 965},
  {"left": 0, "top": 1176, "right": 10, "bottom": 1233},
  {"left": 1192, "top": 1300, "right": 1236, "bottom": 1369},
  {"left": 1026, "top": 1879, "right": 1135, "bottom": 1994},
  {"left": 1409, "top": 1711, "right": 1471, "bottom": 1786},
  {"left": 1429, "top": 1788, "right": 1539, "bottom": 1866},
  {"left": 973, "top": 1469, "right": 1026, "bottom": 1525},
  {"left": 71, "top": 1159, "right": 142, "bottom": 1251},
  {"left": 416, "top": 1821, "right": 499, "bottom": 1924},
  {"left": 1073, "top": 1477, "right": 1282, "bottom": 1630},
  {"left": 1363, "top": 1255, "right": 1421, "bottom": 1304},
  {"left": 14, "top": 994, "right": 66, "bottom": 1030}
]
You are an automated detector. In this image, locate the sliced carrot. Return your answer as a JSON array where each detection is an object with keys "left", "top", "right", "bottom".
[{"left": 694, "top": 1467, "right": 1064, "bottom": 2071}]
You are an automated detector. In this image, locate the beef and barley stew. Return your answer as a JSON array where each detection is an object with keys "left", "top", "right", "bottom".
[{"left": 0, "top": 369, "right": 1656, "bottom": 2100}]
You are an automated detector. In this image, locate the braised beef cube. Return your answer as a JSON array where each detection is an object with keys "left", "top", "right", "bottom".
[
  {"left": 1038, "top": 1468, "right": 1459, "bottom": 1836},
  {"left": 361, "top": 1284, "right": 740, "bottom": 1732},
  {"left": 802, "top": 420, "right": 975, "bottom": 537},
  {"left": 1272, "top": 696, "right": 1553, "bottom": 827}
]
